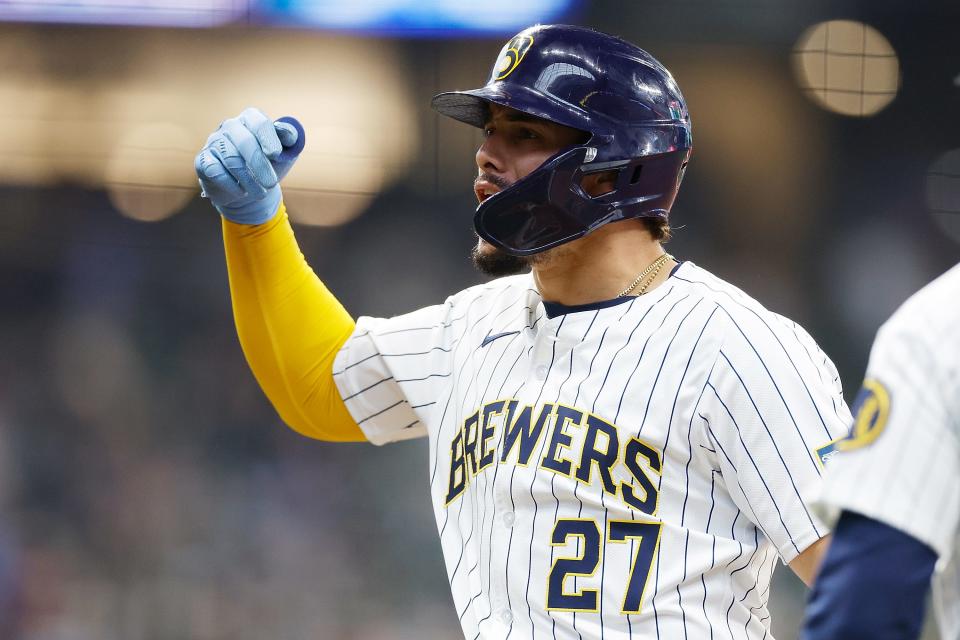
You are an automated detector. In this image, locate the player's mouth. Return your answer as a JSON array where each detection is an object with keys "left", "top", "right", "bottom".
[{"left": 474, "top": 175, "right": 508, "bottom": 204}]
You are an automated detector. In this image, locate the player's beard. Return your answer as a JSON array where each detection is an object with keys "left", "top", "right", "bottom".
[
  {"left": 471, "top": 238, "right": 565, "bottom": 277},
  {"left": 471, "top": 240, "right": 531, "bottom": 276}
]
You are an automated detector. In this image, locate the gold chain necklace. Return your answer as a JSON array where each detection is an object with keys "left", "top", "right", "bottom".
[{"left": 617, "top": 253, "right": 673, "bottom": 298}]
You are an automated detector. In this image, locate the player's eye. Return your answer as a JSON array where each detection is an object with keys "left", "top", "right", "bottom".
[
  {"left": 519, "top": 127, "right": 539, "bottom": 140},
  {"left": 483, "top": 126, "right": 494, "bottom": 138}
]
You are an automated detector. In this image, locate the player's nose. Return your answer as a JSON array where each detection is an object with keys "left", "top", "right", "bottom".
[{"left": 475, "top": 135, "right": 506, "bottom": 176}]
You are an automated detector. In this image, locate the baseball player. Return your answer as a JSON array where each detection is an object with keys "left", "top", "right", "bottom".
[
  {"left": 801, "top": 263, "right": 960, "bottom": 640},
  {"left": 196, "top": 25, "right": 851, "bottom": 639}
]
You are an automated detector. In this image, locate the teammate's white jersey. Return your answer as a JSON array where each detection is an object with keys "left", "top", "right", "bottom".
[
  {"left": 816, "top": 263, "right": 960, "bottom": 640},
  {"left": 333, "top": 261, "right": 850, "bottom": 640}
]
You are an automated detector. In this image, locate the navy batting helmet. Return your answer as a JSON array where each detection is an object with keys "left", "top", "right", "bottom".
[{"left": 431, "top": 24, "right": 693, "bottom": 256}]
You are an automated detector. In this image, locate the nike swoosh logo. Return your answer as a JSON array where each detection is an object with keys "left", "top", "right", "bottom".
[{"left": 480, "top": 330, "right": 520, "bottom": 348}]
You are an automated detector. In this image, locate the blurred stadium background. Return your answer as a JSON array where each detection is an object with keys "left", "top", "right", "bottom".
[{"left": 0, "top": 0, "right": 957, "bottom": 637}]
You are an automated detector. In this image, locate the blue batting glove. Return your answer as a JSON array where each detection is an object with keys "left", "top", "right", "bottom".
[{"left": 195, "top": 107, "right": 305, "bottom": 225}]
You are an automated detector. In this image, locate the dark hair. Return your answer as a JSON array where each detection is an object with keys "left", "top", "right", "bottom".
[{"left": 640, "top": 216, "right": 672, "bottom": 243}]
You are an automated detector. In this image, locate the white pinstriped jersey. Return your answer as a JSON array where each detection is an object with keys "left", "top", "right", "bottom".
[
  {"left": 817, "top": 263, "right": 960, "bottom": 640},
  {"left": 333, "top": 262, "right": 851, "bottom": 639}
]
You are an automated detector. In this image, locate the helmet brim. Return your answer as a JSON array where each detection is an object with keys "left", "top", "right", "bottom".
[
  {"left": 431, "top": 83, "right": 594, "bottom": 134},
  {"left": 430, "top": 89, "right": 489, "bottom": 128}
]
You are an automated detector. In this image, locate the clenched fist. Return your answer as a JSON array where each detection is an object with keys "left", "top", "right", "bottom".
[{"left": 195, "top": 107, "right": 305, "bottom": 225}]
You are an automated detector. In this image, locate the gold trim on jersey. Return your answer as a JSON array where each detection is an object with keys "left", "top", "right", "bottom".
[{"left": 546, "top": 518, "right": 602, "bottom": 613}]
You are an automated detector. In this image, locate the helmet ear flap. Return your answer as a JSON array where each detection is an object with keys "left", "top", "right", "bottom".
[{"left": 578, "top": 151, "right": 688, "bottom": 217}]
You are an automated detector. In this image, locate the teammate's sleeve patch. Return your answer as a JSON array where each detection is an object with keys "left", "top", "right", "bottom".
[
  {"left": 836, "top": 378, "right": 891, "bottom": 452},
  {"left": 812, "top": 435, "right": 846, "bottom": 468}
]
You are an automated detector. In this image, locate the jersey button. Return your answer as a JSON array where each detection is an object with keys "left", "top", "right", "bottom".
[
  {"left": 534, "top": 365, "right": 548, "bottom": 380},
  {"left": 502, "top": 511, "right": 515, "bottom": 527},
  {"left": 499, "top": 609, "right": 513, "bottom": 624}
]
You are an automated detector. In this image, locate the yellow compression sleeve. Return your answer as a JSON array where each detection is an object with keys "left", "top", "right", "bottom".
[{"left": 222, "top": 202, "right": 365, "bottom": 442}]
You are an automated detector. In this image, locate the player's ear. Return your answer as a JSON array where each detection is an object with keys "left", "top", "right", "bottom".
[{"left": 580, "top": 170, "right": 618, "bottom": 198}]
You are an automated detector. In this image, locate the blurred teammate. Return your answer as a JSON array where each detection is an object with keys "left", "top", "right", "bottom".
[
  {"left": 801, "top": 263, "right": 960, "bottom": 640},
  {"left": 196, "top": 25, "right": 851, "bottom": 638}
]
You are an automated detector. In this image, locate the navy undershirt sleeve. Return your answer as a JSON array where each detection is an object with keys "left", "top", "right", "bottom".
[{"left": 801, "top": 510, "right": 938, "bottom": 640}]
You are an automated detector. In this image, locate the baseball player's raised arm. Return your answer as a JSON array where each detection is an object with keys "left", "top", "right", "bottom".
[
  {"left": 196, "top": 108, "right": 363, "bottom": 441},
  {"left": 222, "top": 204, "right": 364, "bottom": 441},
  {"left": 696, "top": 305, "right": 852, "bottom": 569}
]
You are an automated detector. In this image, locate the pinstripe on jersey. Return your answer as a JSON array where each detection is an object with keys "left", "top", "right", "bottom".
[
  {"left": 817, "top": 262, "right": 960, "bottom": 640},
  {"left": 333, "top": 262, "right": 851, "bottom": 640}
]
